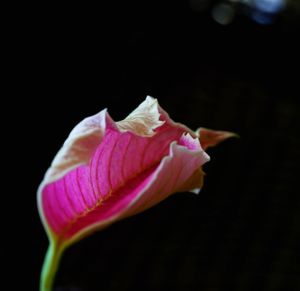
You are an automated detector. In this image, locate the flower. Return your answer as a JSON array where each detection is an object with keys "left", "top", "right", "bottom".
[{"left": 38, "top": 96, "right": 236, "bottom": 291}]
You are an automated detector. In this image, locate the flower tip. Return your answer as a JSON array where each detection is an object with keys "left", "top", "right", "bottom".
[
  {"left": 145, "top": 95, "right": 157, "bottom": 102},
  {"left": 143, "top": 96, "right": 161, "bottom": 117},
  {"left": 116, "top": 96, "right": 164, "bottom": 137},
  {"left": 221, "top": 131, "right": 240, "bottom": 139},
  {"left": 230, "top": 132, "right": 240, "bottom": 139},
  {"left": 197, "top": 127, "right": 239, "bottom": 150},
  {"left": 189, "top": 188, "right": 201, "bottom": 194}
]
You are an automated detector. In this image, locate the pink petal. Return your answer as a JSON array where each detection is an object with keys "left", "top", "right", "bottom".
[
  {"left": 38, "top": 97, "right": 208, "bottom": 244},
  {"left": 123, "top": 133, "right": 210, "bottom": 217}
]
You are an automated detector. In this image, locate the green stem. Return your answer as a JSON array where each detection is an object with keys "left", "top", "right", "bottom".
[{"left": 40, "top": 240, "right": 64, "bottom": 291}]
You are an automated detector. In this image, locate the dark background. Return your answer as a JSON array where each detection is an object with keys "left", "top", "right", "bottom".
[{"left": 9, "top": 1, "right": 300, "bottom": 291}]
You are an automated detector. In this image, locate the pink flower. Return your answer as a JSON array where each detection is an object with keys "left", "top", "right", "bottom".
[{"left": 38, "top": 96, "right": 236, "bottom": 291}]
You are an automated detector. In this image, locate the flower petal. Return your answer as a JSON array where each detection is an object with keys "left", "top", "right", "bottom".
[
  {"left": 196, "top": 127, "right": 238, "bottom": 150},
  {"left": 43, "top": 132, "right": 208, "bottom": 245},
  {"left": 117, "top": 96, "right": 164, "bottom": 136},
  {"left": 43, "top": 109, "right": 109, "bottom": 184},
  {"left": 116, "top": 96, "right": 196, "bottom": 138},
  {"left": 38, "top": 97, "right": 233, "bottom": 291},
  {"left": 122, "top": 133, "right": 210, "bottom": 217},
  {"left": 39, "top": 106, "right": 195, "bottom": 243}
]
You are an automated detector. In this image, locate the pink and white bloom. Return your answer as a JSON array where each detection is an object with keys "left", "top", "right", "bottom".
[{"left": 38, "top": 96, "right": 235, "bottom": 291}]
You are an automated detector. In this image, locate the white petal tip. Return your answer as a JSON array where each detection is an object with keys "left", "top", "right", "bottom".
[
  {"left": 189, "top": 188, "right": 201, "bottom": 194},
  {"left": 117, "top": 96, "right": 164, "bottom": 137}
]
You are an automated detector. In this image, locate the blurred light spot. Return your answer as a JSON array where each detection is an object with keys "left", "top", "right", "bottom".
[
  {"left": 251, "top": 10, "right": 275, "bottom": 24},
  {"left": 212, "top": 3, "right": 235, "bottom": 25},
  {"left": 254, "top": 0, "right": 285, "bottom": 13}
]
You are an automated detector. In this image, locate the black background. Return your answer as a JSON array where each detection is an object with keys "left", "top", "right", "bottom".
[{"left": 8, "top": 1, "right": 300, "bottom": 291}]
